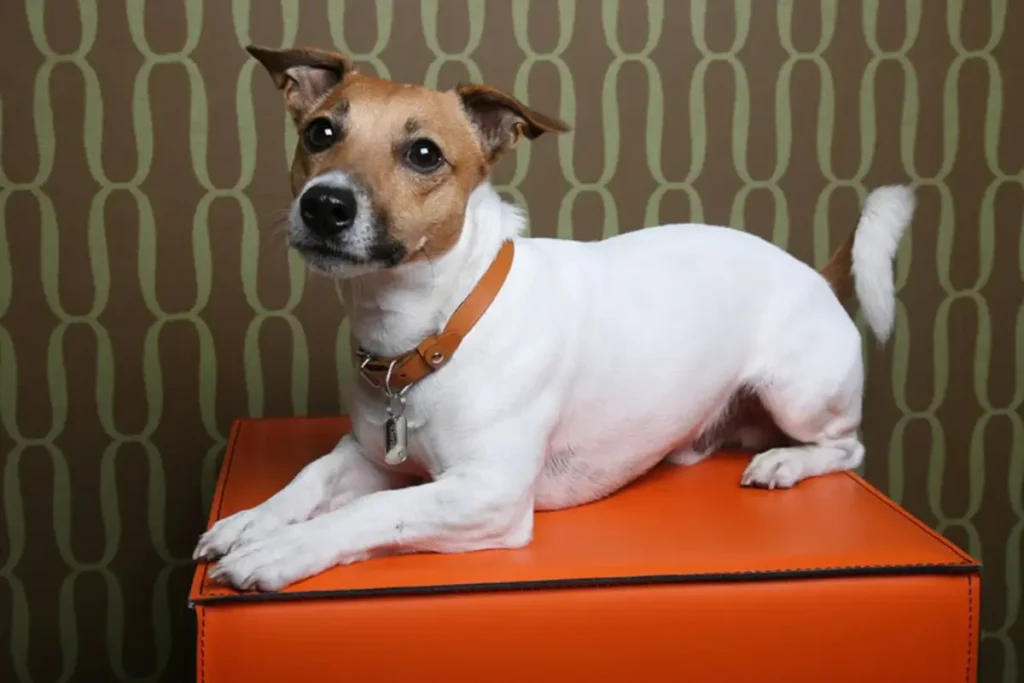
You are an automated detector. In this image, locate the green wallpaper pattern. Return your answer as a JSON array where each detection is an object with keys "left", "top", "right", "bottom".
[{"left": 0, "top": 1, "right": 1021, "bottom": 681}]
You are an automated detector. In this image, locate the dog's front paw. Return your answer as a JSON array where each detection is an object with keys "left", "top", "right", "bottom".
[
  {"left": 193, "top": 505, "right": 289, "bottom": 562},
  {"left": 208, "top": 523, "right": 350, "bottom": 591},
  {"left": 740, "top": 448, "right": 803, "bottom": 489}
]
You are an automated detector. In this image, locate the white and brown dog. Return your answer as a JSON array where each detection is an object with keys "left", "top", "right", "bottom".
[{"left": 194, "top": 45, "right": 916, "bottom": 591}]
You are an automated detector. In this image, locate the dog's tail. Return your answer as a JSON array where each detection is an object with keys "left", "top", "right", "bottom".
[{"left": 819, "top": 185, "right": 916, "bottom": 344}]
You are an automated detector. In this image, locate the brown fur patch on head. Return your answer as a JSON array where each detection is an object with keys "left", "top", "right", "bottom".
[
  {"left": 456, "top": 84, "right": 571, "bottom": 163},
  {"left": 296, "top": 76, "right": 493, "bottom": 261},
  {"left": 247, "top": 45, "right": 351, "bottom": 124},
  {"left": 248, "top": 45, "right": 571, "bottom": 268}
]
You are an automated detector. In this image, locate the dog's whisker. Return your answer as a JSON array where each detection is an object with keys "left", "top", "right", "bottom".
[{"left": 257, "top": 213, "right": 295, "bottom": 258}]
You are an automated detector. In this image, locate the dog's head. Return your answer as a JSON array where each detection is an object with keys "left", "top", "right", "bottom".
[{"left": 247, "top": 45, "right": 570, "bottom": 277}]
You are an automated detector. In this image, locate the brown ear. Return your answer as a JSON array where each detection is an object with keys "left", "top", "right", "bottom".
[
  {"left": 456, "top": 84, "right": 570, "bottom": 162},
  {"left": 246, "top": 45, "right": 352, "bottom": 122}
]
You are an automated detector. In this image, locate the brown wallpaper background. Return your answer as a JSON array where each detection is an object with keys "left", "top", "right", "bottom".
[{"left": 1, "top": 1, "right": 1022, "bottom": 682}]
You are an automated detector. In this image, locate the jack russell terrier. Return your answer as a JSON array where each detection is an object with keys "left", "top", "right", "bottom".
[{"left": 194, "top": 45, "right": 916, "bottom": 591}]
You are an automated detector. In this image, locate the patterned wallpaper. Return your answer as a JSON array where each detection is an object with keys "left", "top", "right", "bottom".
[{"left": 0, "top": 1, "right": 1021, "bottom": 681}]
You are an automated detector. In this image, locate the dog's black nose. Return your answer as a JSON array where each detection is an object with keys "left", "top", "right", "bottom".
[{"left": 299, "top": 186, "right": 357, "bottom": 235}]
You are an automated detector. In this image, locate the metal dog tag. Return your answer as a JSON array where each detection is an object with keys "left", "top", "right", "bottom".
[
  {"left": 384, "top": 396, "right": 408, "bottom": 466},
  {"left": 384, "top": 415, "right": 408, "bottom": 465}
]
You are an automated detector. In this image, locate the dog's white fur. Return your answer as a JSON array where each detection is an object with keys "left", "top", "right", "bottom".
[{"left": 196, "top": 181, "right": 915, "bottom": 591}]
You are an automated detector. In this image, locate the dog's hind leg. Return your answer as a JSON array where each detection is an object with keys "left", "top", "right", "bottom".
[
  {"left": 664, "top": 405, "right": 731, "bottom": 467},
  {"left": 740, "top": 327, "right": 866, "bottom": 489},
  {"left": 665, "top": 445, "right": 715, "bottom": 466},
  {"left": 666, "top": 391, "right": 788, "bottom": 467}
]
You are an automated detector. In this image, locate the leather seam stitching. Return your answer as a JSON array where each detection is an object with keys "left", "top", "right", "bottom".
[
  {"left": 965, "top": 574, "right": 974, "bottom": 682},
  {"left": 199, "top": 606, "right": 206, "bottom": 683},
  {"left": 192, "top": 562, "right": 980, "bottom": 604},
  {"left": 842, "top": 471, "right": 974, "bottom": 564}
]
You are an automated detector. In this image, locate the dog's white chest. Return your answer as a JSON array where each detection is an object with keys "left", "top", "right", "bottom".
[{"left": 351, "top": 385, "right": 470, "bottom": 480}]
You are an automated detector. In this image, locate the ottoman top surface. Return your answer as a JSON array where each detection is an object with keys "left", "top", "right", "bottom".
[{"left": 190, "top": 417, "right": 977, "bottom": 605}]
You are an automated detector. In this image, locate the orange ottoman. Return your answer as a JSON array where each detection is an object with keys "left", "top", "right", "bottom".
[{"left": 190, "top": 417, "right": 980, "bottom": 683}]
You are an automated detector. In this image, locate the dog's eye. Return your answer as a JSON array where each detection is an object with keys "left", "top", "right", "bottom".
[
  {"left": 303, "top": 118, "right": 338, "bottom": 154},
  {"left": 404, "top": 138, "right": 445, "bottom": 173}
]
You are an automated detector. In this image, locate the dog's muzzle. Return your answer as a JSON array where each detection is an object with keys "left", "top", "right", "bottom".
[
  {"left": 299, "top": 185, "right": 358, "bottom": 236},
  {"left": 290, "top": 174, "right": 406, "bottom": 272}
]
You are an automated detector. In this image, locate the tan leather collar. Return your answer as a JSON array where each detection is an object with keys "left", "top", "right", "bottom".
[{"left": 353, "top": 240, "right": 515, "bottom": 394}]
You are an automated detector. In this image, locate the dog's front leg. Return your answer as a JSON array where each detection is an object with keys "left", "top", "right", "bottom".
[
  {"left": 208, "top": 447, "right": 541, "bottom": 591},
  {"left": 193, "top": 434, "right": 409, "bottom": 561}
]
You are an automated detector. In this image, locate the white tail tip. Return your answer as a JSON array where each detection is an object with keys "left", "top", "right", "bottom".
[{"left": 851, "top": 185, "right": 916, "bottom": 343}]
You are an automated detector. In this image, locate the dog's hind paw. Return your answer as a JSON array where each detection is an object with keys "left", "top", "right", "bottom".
[{"left": 740, "top": 448, "right": 803, "bottom": 489}]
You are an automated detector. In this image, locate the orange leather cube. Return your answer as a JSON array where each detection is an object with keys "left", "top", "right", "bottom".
[{"left": 190, "top": 417, "right": 980, "bottom": 682}]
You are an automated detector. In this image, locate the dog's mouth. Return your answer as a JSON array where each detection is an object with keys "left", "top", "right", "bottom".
[
  {"left": 289, "top": 238, "right": 368, "bottom": 268},
  {"left": 289, "top": 235, "right": 408, "bottom": 271},
  {"left": 292, "top": 239, "right": 354, "bottom": 260}
]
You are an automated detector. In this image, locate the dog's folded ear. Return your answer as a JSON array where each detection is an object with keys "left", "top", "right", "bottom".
[
  {"left": 455, "top": 84, "right": 571, "bottom": 162},
  {"left": 246, "top": 45, "right": 352, "bottom": 122}
]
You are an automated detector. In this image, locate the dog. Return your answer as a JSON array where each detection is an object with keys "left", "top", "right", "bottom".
[{"left": 194, "top": 45, "right": 916, "bottom": 591}]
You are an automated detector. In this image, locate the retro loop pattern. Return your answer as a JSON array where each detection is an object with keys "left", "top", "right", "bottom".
[{"left": 0, "top": 1, "right": 1020, "bottom": 681}]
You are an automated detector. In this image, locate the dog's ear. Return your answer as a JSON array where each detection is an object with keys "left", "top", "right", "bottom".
[
  {"left": 246, "top": 45, "right": 352, "bottom": 122},
  {"left": 455, "top": 84, "right": 570, "bottom": 163}
]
